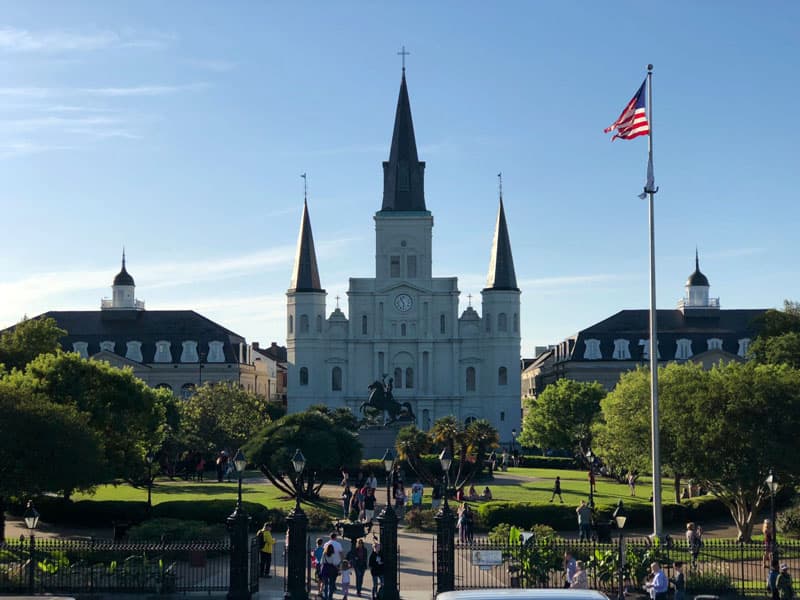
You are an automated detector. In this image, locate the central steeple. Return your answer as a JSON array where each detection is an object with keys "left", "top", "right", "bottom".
[{"left": 381, "top": 70, "right": 426, "bottom": 211}]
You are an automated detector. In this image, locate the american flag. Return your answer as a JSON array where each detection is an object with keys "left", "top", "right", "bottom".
[{"left": 604, "top": 79, "right": 649, "bottom": 141}]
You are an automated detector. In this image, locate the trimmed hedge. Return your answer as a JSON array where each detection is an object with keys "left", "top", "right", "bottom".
[
  {"left": 478, "top": 494, "right": 728, "bottom": 531},
  {"left": 127, "top": 518, "right": 227, "bottom": 542},
  {"left": 520, "top": 456, "right": 578, "bottom": 469}
]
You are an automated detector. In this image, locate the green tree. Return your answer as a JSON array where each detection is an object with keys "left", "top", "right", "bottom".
[
  {"left": 5, "top": 352, "right": 168, "bottom": 483},
  {"left": 0, "top": 381, "right": 104, "bottom": 539},
  {"left": 750, "top": 301, "right": 800, "bottom": 368},
  {"left": 519, "top": 378, "right": 605, "bottom": 456},
  {"left": 244, "top": 410, "right": 362, "bottom": 500},
  {"left": 0, "top": 316, "right": 65, "bottom": 372},
  {"left": 180, "top": 382, "right": 273, "bottom": 455},
  {"left": 395, "top": 424, "right": 433, "bottom": 483},
  {"left": 464, "top": 419, "right": 500, "bottom": 475},
  {"left": 308, "top": 404, "right": 359, "bottom": 432}
]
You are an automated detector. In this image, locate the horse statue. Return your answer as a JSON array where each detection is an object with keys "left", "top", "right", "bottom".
[{"left": 360, "top": 376, "right": 415, "bottom": 426}]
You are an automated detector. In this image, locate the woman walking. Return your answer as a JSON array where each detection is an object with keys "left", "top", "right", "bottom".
[
  {"left": 348, "top": 538, "right": 368, "bottom": 597},
  {"left": 321, "top": 543, "right": 339, "bottom": 600},
  {"left": 368, "top": 542, "right": 385, "bottom": 600}
]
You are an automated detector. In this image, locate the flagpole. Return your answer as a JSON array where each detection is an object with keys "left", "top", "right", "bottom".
[{"left": 646, "top": 63, "right": 663, "bottom": 539}]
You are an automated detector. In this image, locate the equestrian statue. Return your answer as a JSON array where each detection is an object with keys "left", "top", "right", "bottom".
[{"left": 360, "top": 374, "right": 415, "bottom": 426}]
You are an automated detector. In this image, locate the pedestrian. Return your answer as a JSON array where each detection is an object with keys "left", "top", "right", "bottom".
[
  {"left": 468, "top": 484, "right": 478, "bottom": 501},
  {"left": 431, "top": 480, "right": 442, "bottom": 511},
  {"left": 489, "top": 450, "right": 497, "bottom": 471},
  {"left": 195, "top": 454, "right": 205, "bottom": 482},
  {"left": 456, "top": 485, "right": 465, "bottom": 502},
  {"left": 342, "top": 485, "right": 353, "bottom": 519},
  {"left": 341, "top": 467, "right": 350, "bottom": 487},
  {"left": 367, "top": 471, "right": 378, "bottom": 493},
  {"left": 347, "top": 538, "right": 368, "bottom": 597},
  {"left": 369, "top": 542, "right": 385, "bottom": 600},
  {"left": 686, "top": 522, "right": 703, "bottom": 566},
  {"left": 320, "top": 544, "right": 339, "bottom": 600},
  {"left": 644, "top": 562, "right": 669, "bottom": 600},
  {"left": 550, "top": 476, "right": 564, "bottom": 503},
  {"left": 325, "top": 532, "right": 344, "bottom": 562},
  {"left": 411, "top": 480, "right": 424, "bottom": 508},
  {"left": 770, "top": 559, "right": 781, "bottom": 600},
  {"left": 216, "top": 452, "right": 224, "bottom": 483},
  {"left": 363, "top": 488, "right": 376, "bottom": 523},
  {"left": 457, "top": 503, "right": 467, "bottom": 542},
  {"left": 395, "top": 484, "right": 407, "bottom": 519},
  {"left": 670, "top": 561, "right": 685, "bottom": 600},
  {"left": 777, "top": 564, "right": 794, "bottom": 600},
  {"left": 340, "top": 559, "right": 353, "bottom": 600},
  {"left": 462, "top": 504, "right": 475, "bottom": 543},
  {"left": 563, "top": 551, "right": 577, "bottom": 588},
  {"left": 576, "top": 500, "right": 592, "bottom": 541},
  {"left": 628, "top": 472, "right": 636, "bottom": 496},
  {"left": 313, "top": 538, "right": 325, "bottom": 596},
  {"left": 482, "top": 486, "right": 493, "bottom": 501},
  {"left": 588, "top": 469, "right": 597, "bottom": 493},
  {"left": 571, "top": 561, "right": 588, "bottom": 589},
  {"left": 256, "top": 522, "right": 274, "bottom": 578},
  {"left": 764, "top": 518, "right": 775, "bottom": 568}
]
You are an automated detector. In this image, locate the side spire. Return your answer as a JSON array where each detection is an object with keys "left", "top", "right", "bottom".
[
  {"left": 289, "top": 182, "right": 324, "bottom": 293},
  {"left": 381, "top": 66, "right": 426, "bottom": 211},
  {"left": 484, "top": 181, "right": 518, "bottom": 292}
]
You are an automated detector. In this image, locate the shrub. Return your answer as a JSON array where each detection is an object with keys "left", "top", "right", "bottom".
[
  {"left": 8, "top": 497, "right": 149, "bottom": 526},
  {"left": 127, "top": 518, "right": 227, "bottom": 542},
  {"left": 153, "top": 501, "right": 287, "bottom": 532},
  {"left": 686, "top": 563, "right": 736, "bottom": 594},
  {"left": 777, "top": 503, "right": 800, "bottom": 538},
  {"left": 305, "top": 506, "right": 334, "bottom": 531},
  {"left": 488, "top": 522, "right": 512, "bottom": 543},
  {"left": 404, "top": 508, "right": 436, "bottom": 532},
  {"left": 520, "top": 456, "right": 578, "bottom": 469}
]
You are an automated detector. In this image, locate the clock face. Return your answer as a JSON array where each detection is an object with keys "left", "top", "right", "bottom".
[{"left": 394, "top": 293, "right": 413, "bottom": 312}]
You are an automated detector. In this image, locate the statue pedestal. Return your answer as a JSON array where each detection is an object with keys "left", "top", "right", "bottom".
[{"left": 357, "top": 427, "right": 403, "bottom": 459}]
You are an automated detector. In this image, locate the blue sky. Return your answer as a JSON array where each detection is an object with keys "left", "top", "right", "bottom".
[{"left": 0, "top": 1, "right": 798, "bottom": 354}]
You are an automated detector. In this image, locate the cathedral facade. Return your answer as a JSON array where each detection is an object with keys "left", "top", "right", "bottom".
[{"left": 286, "top": 70, "right": 521, "bottom": 443}]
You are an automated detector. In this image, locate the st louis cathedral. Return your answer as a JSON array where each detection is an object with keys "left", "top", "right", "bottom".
[{"left": 286, "top": 69, "right": 521, "bottom": 443}]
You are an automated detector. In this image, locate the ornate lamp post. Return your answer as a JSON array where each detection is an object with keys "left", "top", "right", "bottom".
[
  {"left": 435, "top": 447, "right": 455, "bottom": 595},
  {"left": 285, "top": 449, "right": 308, "bottom": 600},
  {"left": 146, "top": 451, "right": 154, "bottom": 513},
  {"left": 586, "top": 449, "right": 595, "bottom": 508},
  {"left": 378, "top": 448, "right": 399, "bottom": 600},
  {"left": 227, "top": 449, "right": 250, "bottom": 600},
  {"left": 24, "top": 501, "right": 40, "bottom": 594},
  {"left": 766, "top": 470, "right": 779, "bottom": 562},
  {"left": 613, "top": 500, "right": 627, "bottom": 600}
]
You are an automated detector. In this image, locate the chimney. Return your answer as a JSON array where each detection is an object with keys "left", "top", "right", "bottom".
[{"left": 252, "top": 341, "right": 260, "bottom": 350}]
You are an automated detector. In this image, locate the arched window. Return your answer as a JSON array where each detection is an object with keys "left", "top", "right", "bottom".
[
  {"left": 288, "top": 315, "right": 294, "bottom": 334},
  {"left": 405, "top": 367, "right": 414, "bottom": 388},
  {"left": 466, "top": 366, "right": 476, "bottom": 392},
  {"left": 126, "top": 341, "right": 143, "bottom": 362},
  {"left": 181, "top": 340, "right": 199, "bottom": 363},
  {"left": 440, "top": 314, "right": 446, "bottom": 334},
  {"left": 181, "top": 383, "right": 196, "bottom": 400},
  {"left": 362, "top": 315, "right": 368, "bottom": 335},
  {"left": 485, "top": 314, "right": 491, "bottom": 332},
  {"left": 513, "top": 313, "right": 519, "bottom": 333},
  {"left": 400, "top": 323, "right": 407, "bottom": 336},
  {"left": 72, "top": 341, "right": 89, "bottom": 358},
  {"left": 331, "top": 367, "right": 342, "bottom": 391},
  {"left": 498, "top": 366, "right": 508, "bottom": 386},
  {"left": 393, "top": 367, "right": 403, "bottom": 389},
  {"left": 207, "top": 341, "right": 225, "bottom": 362},
  {"left": 498, "top": 313, "right": 508, "bottom": 332},
  {"left": 154, "top": 340, "right": 172, "bottom": 363},
  {"left": 299, "top": 367, "right": 309, "bottom": 386},
  {"left": 316, "top": 315, "right": 323, "bottom": 333},
  {"left": 422, "top": 409, "right": 431, "bottom": 430},
  {"left": 300, "top": 314, "right": 309, "bottom": 333}
]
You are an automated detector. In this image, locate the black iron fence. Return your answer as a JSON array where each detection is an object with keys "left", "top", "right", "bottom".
[
  {"left": 439, "top": 536, "right": 800, "bottom": 597},
  {"left": 0, "top": 537, "right": 236, "bottom": 595}
]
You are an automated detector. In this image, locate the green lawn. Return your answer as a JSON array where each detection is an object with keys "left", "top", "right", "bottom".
[
  {"left": 485, "top": 466, "right": 677, "bottom": 507},
  {"left": 72, "top": 471, "right": 301, "bottom": 512}
]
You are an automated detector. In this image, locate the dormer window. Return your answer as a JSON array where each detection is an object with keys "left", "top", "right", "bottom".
[
  {"left": 675, "top": 338, "right": 693, "bottom": 360},
  {"left": 154, "top": 340, "right": 172, "bottom": 363},
  {"left": 181, "top": 341, "right": 199, "bottom": 363},
  {"left": 583, "top": 339, "right": 602, "bottom": 360},
  {"left": 738, "top": 338, "right": 751, "bottom": 358},
  {"left": 639, "top": 339, "right": 661, "bottom": 360},
  {"left": 126, "top": 341, "right": 143, "bottom": 362},
  {"left": 207, "top": 341, "right": 225, "bottom": 363},
  {"left": 707, "top": 338, "right": 723, "bottom": 351},
  {"left": 100, "top": 341, "right": 115, "bottom": 353},
  {"left": 72, "top": 341, "right": 89, "bottom": 359},
  {"left": 612, "top": 339, "right": 631, "bottom": 360}
]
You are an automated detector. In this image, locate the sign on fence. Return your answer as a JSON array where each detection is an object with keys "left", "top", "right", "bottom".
[{"left": 471, "top": 550, "right": 503, "bottom": 569}]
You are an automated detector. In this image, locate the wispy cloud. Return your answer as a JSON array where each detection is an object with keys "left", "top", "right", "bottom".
[
  {"left": 184, "top": 58, "right": 237, "bottom": 72},
  {"left": 0, "top": 26, "right": 173, "bottom": 53},
  {"left": 703, "top": 247, "right": 766, "bottom": 260},
  {"left": 0, "top": 83, "right": 206, "bottom": 99}
]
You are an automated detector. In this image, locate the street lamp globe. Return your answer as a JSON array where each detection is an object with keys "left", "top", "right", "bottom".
[
  {"left": 146, "top": 451, "right": 154, "bottom": 465},
  {"left": 438, "top": 447, "right": 452, "bottom": 472},
  {"left": 766, "top": 470, "right": 778, "bottom": 494},
  {"left": 613, "top": 500, "right": 627, "bottom": 530},
  {"left": 233, "top": 449, "right": 247, "bottom": 474},
  {"left": 23, "top": 501, "right": 40, "bottom": 530},
  {"left": 291, "top": 448, "right": 306, "bottom": 474},
  {"left": 382, "top": 448, "right": 395, "bottom": 473}
]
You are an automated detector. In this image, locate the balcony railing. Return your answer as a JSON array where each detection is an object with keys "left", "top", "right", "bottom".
[{"left": 101, "top": 298, "right": 146, "bottom": 310}]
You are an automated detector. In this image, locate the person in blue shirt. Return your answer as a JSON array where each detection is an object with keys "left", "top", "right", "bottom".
[{"left": 645, "top": 562, "right": 669, "bottom": 600}]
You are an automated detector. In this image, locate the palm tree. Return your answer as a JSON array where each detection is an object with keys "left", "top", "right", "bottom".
[
  {"left": 465, "top": 419, "right": 500, "bottom": 475},
  {"left": 395, "top": 425, "right": 434, "bottom": 484},
  {"left": 430, "top": 416, "right": 471, "bottom": 488}
]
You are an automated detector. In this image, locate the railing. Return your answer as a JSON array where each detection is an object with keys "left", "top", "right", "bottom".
[
  {"left": 446, "top": 536, "right": 800, "bottom": 597},
  {"left": 101, "top": 298, "right": 146, "bottom": 310},
  {"left": 0, "top": 537, "right": 232, "bottom": 595}
]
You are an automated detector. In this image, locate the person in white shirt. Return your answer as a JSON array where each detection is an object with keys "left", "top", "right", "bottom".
[{"left": 645, "top": 562, "right": 669, "bottom": 600}]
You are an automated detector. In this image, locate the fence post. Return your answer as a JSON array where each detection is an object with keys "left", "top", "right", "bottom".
[
  {"left": 378, "top": 503, "right": 400, "bottom": 600},
  {"left": 226, "top": 503, "right": 251, "bottom": 600},
  {"left": 285, "top": 504, "right": 308, "bottom": 600},
  {"left": 434, "top": 501, "right": 456, "bottom": 594}
]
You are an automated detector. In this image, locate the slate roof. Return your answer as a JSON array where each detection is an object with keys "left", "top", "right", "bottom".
[
  {"left": 289, "top": 201, "right": 324, "bottom": 293},
  {"left": 566, "top": 308, "right": 765, "bottom": 362},
  {"left": 381, "top": 70, "right": 427, "bottom": 212},
  {"left": 484, "top": 199, "right": 519, "bottom": 292},
  {"left": 36, "top": 310, "right": 246, "bottom": 364}
]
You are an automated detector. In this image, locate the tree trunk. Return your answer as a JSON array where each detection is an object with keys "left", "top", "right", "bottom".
[{"left": 674, "top": 474, "right": 682, "bottom": 504}]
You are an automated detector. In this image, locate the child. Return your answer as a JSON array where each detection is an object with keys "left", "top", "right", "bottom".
[
  {"left": 671, "top": 561, "right": 685, "bottom": 600},
  {"left": 340, "top": 559, "right": 353, "bottom": 600}
]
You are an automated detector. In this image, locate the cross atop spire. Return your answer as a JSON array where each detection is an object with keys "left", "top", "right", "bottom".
[
  {"left": 484, "top": 183, "right": 519, "bottom": 292},
  {"left": 397, "top": 45, "right": 410, "bottom": 72},
  {"left": 301, "top": 172, "right": 308, "bottom": 204},
  {"left": 498, "top": 172, "right": 503, "bottom": 202},
  {"left": 467, "top": 293, "right": 473, "bottom": 307}
]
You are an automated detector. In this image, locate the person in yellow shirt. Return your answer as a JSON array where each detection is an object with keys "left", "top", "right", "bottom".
[{"left": 257, "top": 523, "right": 275, "bottom": 578}]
